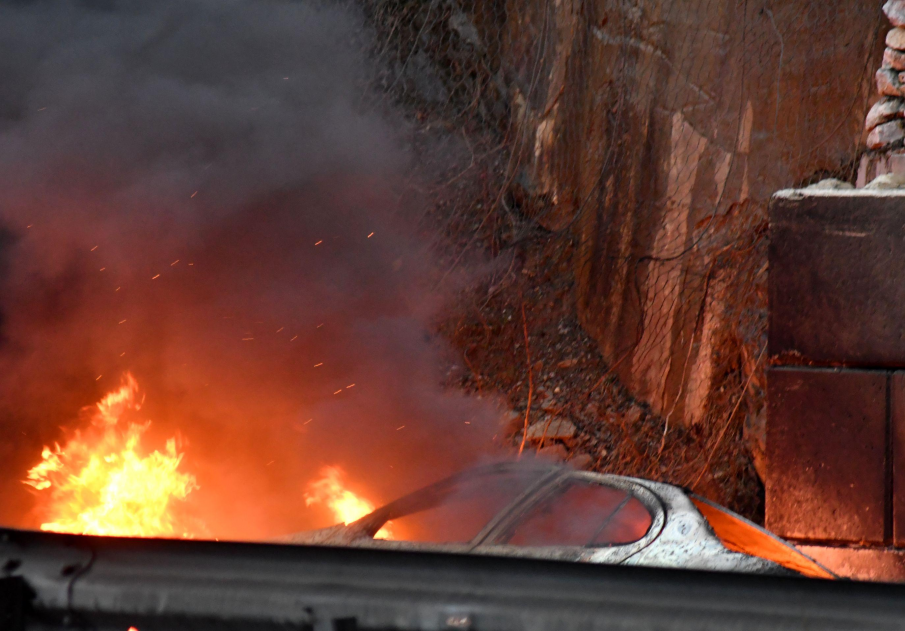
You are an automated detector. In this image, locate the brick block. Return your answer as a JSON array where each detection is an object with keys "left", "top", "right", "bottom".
[
  {"left": 769, "top": 191, "right": 905, "bottom": 366},
  {"left": 766, "top": 367, "right": 887, "bottom": 543}
]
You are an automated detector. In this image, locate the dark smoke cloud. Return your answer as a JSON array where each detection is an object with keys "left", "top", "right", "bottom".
[{"left": 0, "top": 0, "right": 499, "bottom": 538}]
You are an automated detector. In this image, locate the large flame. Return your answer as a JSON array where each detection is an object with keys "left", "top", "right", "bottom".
[
  {"left": 24, "top": 373, "right": 198, "bottom": 538},
  {"left": 305, "top": 466, "right": 392, "bottom": 538}
]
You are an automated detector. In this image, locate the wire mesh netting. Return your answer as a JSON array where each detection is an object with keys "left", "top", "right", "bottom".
[{"left": 351, "top": 0, "right": 884, "bottom": 503}]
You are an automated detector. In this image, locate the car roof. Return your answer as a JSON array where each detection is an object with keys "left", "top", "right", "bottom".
[
  {"left": 348, "top": 460, "right": 565, "bottom": 535},
  {"left": 348, "top": 461, "right": 664, "bottom": 549}
]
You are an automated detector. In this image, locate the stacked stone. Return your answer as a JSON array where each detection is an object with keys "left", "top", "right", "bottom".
[{"left": 867, "top": 1, "right": 905, "bottom": 150}]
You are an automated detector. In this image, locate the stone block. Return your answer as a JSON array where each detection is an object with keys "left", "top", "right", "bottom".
[
  {"left": 770, "top": 191, "right": 905, "bottom": 366},
  {"left": 766, "top": 367, "right": 887, "bottom": 543},
  {"left": 889, "top": 27, "right": 905, "bottom": 50},
  {"left": 526, "top": 417, "right": 576, "bottom": 442}
]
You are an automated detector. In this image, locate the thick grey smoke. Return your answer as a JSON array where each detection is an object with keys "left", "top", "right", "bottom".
[{"left": 0, "top": 0, "right": 498, "bottom": 538}]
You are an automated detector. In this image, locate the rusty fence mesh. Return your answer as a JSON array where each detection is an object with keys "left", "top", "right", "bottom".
[
  {"left": 0, "top": 0, "right": 889, "bottom": 534},
  {"left": 353, "top": 0, "right": 883, "bottom": 509}
]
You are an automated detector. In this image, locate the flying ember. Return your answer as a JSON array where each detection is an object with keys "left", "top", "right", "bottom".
[
  {"left": 23, "top": 373, "right": 198, "bottom": 538},
  {"left": 305, "top": 466, "right": 392, "bottom": 538}
]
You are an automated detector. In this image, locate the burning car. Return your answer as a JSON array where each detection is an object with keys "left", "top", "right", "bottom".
[{"left": 282, "top": 462, "right": 836, "bottom": 579}]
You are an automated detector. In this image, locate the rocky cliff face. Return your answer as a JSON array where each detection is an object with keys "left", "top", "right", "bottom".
[{"left": 492, "top": 0, "right": 883, "bottom": 435}]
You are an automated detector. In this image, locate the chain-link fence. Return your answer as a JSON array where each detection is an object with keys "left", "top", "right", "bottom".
[
  {"left": 0, "top": 0, "right": 885, "bottom": 532},
  {"left": 356, "top": 0, "right": 884, "bottom": 501}
]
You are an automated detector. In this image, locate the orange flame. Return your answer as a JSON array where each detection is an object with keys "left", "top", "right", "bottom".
[
  {"left": 24, "top": 373, "right": 198, "bottom": 538},
  {"left": 305, "top": 466, "right": 391, "bottom": 538}
]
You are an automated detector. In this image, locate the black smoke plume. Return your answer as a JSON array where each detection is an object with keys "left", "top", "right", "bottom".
[{"left": 0, "top": 0, "right": 498, "bottom": 539}]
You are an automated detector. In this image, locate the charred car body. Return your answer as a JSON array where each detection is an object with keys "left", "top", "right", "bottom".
[{"left": 282, "top": 462, "right": 835, "bottom": 579}]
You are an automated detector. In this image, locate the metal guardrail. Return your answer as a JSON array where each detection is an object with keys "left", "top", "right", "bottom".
[{"left": 3, "top": 527, "right": 905, "bottom": 631}]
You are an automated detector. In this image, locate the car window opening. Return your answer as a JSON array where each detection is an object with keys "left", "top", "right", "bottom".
[{"left": 502, "top": 480, "right": 653, "bottom": 547}]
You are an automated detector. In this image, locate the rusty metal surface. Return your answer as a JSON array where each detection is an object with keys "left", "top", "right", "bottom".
[
  {"left": 766, "top": 367, "right": 888, "bottom": 543},
  {"left": 769, "top": 190, "right": 905, "bottom": 366}
]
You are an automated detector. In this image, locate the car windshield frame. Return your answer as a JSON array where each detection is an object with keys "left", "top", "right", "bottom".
[{"left": 348, "top": 466, "right": 665, "bottom": 561}]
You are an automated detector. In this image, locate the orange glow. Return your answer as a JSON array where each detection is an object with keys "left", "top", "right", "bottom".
[
  {"left": 305, "top": 466, "right": 391, "bottom": 538},
  {"left": 23, "top": 373, "right": 198, "bottom": 538}
]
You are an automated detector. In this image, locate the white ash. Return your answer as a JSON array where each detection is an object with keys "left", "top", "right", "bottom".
[
  {"left": 864, "top": 173, "right": 905, "bottom": 189},
  {"left": 805, "top": 179, "right": 854, "bottom": 191}
]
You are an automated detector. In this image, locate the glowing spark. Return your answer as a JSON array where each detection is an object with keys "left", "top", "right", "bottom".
[
  {"left": 191, "top": 191, "right": 198, "bottom": 199},
  {"left": 91, "top": 245, "right": 99, "bottom": 252},
  {"left": 314, "top": 240, "right": 323, "bottom": 246},
  {"left": 151, "top": 274, "right": 160, "bottom": 280},
  {"left": 317, "top": 324, "right": 324, "bottom": 329},
  {"left": 26, "top": 224, "right": 33, "bottom": 228},
  {"left": 115, "top": 287, "right": 121, "bottom": 292},
  {"left": 396, "top": 426, "right": 405, "bottom": 431},
  {"left": 96, "top": 375, "right": 103, "bottom": 381},
  {"left": 304, "top": 418, "right": 313, "bottom": 425},
  {"left": 242, "top": 337, "right": 254, "bottom": 341},
  {"left": 333, "top": 389, "right": 342, "bottom": 395},
  {"left": 99, "top": 267, "right": 106, "bottom": 272},
  {"left": 266, "top": 460, "right": 275, "bottom": 466},
  {"left": 290, "top": 335, "right": 298, "bottom": 341},
  {"left": 120, "top": 352, "right": 126, "bottom": 357},
  {"left": 314, "top": 363, "right": 323, "bottom": 368},
  {"left": 346, "top": 384, "right": 355, "bottom": 389},
  {"left": 170, "top": 260, "right": 179, "bottom": 266},
  {"left": 276, "top": 327, "right": 284, "bottom": 333},
  {"left": 118, "top": 319, "right": 127, "bottom": 325},
  {"left": 367, "top": 232, "right": 374, "bottom": 238},
  {"left": 188, "top": 263, "right": 194, "bottom": 266}
]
